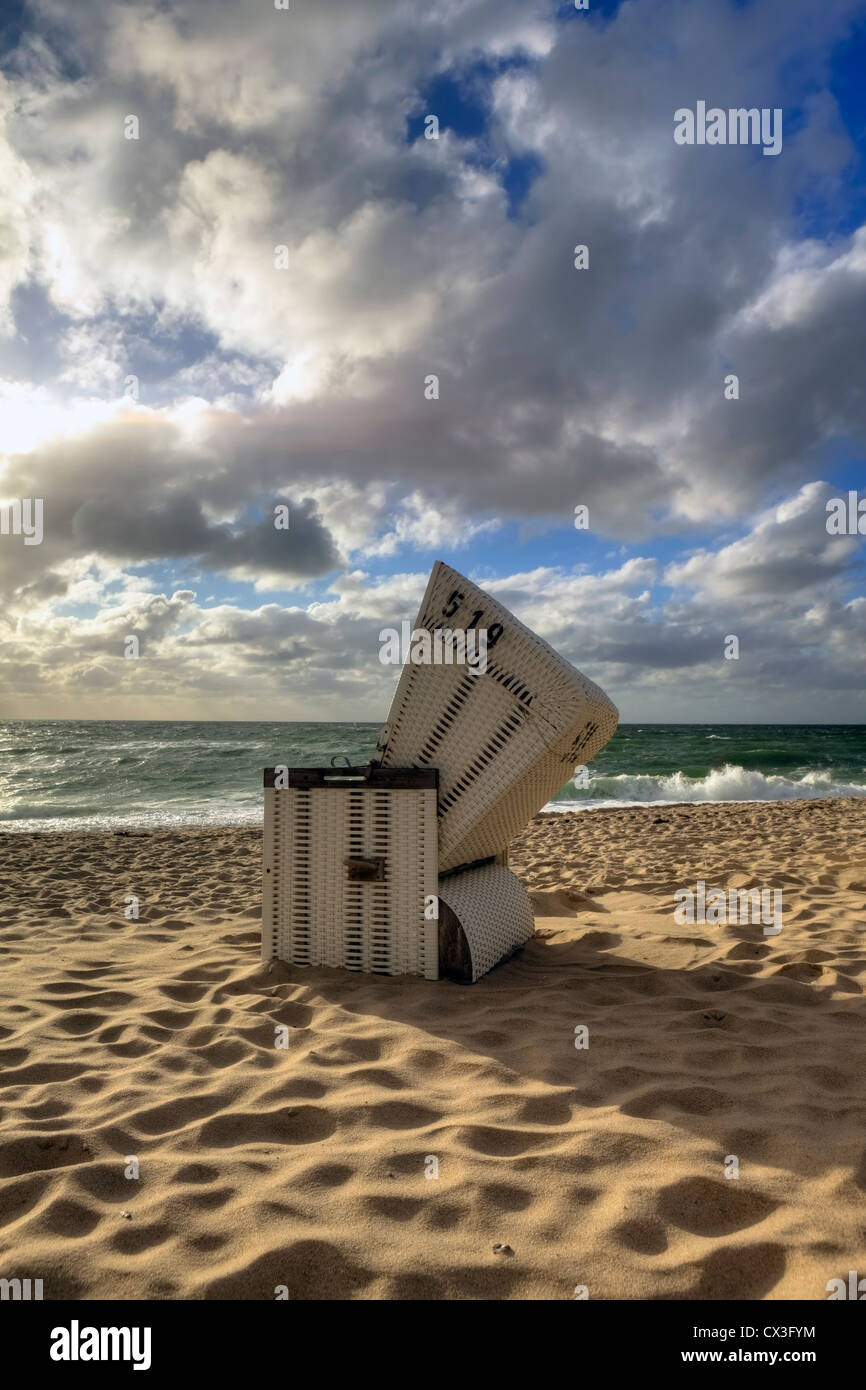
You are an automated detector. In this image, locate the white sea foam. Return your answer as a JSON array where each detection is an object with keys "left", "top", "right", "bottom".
[{"left": 546, "top": 763, "right": 866, "bottom": 811}]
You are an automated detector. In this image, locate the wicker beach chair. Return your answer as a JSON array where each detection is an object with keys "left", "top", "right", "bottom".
[
  {"left": 437, "top": 863, "right": 535, "bottom": 983},
  {"left": 374, "top": 561, "right": 619, "bottom": 874},
  {"left": 261, "top": 561, "right": 617, "bottom": 982},
  {"left": 262, "top": 765, "right": 439, "bottom": 978}
]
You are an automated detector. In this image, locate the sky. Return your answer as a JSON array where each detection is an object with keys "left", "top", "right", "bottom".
[{"left": 0, "top": 0, "right": 864, "bottom": 723}]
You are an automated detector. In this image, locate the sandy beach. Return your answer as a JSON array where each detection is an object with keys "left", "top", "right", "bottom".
[{"left": 1, "top": 797, "right": 865, "bottom": 1301}]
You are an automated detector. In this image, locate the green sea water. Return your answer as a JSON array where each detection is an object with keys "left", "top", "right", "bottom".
[{"left": 0, "top": 721, "right": 864, "bottom": 831}]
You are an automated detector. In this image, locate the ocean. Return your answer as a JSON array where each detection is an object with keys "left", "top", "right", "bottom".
[{"left": 1, "top": 721, "right": 864, "bottom": 832}]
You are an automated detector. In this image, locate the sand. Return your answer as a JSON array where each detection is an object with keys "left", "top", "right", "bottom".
[{"left": 1, "top": 797, "right": 865, "bottom": 1301}]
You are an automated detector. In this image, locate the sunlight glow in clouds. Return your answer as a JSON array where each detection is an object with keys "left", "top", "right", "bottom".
[{"left": 0, "top": 386, "right": 213, "bottom": 457}]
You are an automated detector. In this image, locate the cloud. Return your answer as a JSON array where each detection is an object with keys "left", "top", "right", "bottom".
[
  {"left": 664, "top": 483, "right": 858, "bottom": 601},
  {"left": 3, "top": 0, "right": 864, "bottom": 538},
  {"left": 1, "top": 482, "right": 861, "bottom": 719},
  {"left": 0, "top": 0, "right": 864, "bottom": 718}
]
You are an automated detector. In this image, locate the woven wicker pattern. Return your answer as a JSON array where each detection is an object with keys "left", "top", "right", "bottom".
[
  {"left": 437, "top": 864, "right": 534, "bottom": 983},
  {"left": 375, "top": 561, "right": 619, "bottom": 872},
  {"left": 262, "top": 771, "right": 439, "bottom": 979}
]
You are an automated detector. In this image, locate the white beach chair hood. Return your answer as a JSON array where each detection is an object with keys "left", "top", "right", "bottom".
[{"left": 374, "top": 561, "right": 619, "bottom": 872}]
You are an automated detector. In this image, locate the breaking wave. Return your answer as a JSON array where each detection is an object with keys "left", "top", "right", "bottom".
[{"left": 547, "top": 763, "right": 866, "bottom": 810}]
